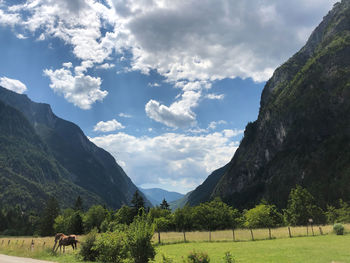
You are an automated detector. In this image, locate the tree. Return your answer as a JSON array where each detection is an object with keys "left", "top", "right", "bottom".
[
  {"left": 84, "top": 205, "right": 107, "bottom": 232},
  {"left": 126, "top": 211, "right": 155, "bottom": 263},
  {"left": 115, "top": 205, "right": 135, "bottom": 225},
  {"left": 174, "top": 206, "right": 193, "bottom": 242},
  {"left": 244, "top": 202, "right": 283, "bottom": 239},
  {"left": 131, "top": 191, "right": 145, "bottom": 216},
  {"left": 160, "top": 199, "right": 170, "bottom": 210},
  {"left": 284, "top": 185, "right": 325, "bottom": 225},
  {"left": 40, "top": 197, "right": 60, "bottom": 236},
  {"left": 74, "top": 196, "right": 83, "bottom": 211}
]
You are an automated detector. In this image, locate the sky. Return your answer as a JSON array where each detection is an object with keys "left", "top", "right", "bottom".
[{"left": 0, "top": 0, "right": 338, "bottom": 194}]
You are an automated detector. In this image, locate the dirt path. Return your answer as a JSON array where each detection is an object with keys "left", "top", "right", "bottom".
[{"left": 0, "top": 254, "right": 56, "bottom": 263}]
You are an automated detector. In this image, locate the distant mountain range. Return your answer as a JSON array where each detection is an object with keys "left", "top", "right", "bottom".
[
  {"left": 0, "top": 87, "right": 150, "bottom": 211},
  {"left": 139, "top": 187, "right": 184, "bottom": 207},
  {"left": 186, "top": 1, "right": 350, "bottom": 209}
]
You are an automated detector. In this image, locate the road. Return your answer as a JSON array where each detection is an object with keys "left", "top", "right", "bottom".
[{"left": 0, "top": 254, "right": 56, "bottom": 263}]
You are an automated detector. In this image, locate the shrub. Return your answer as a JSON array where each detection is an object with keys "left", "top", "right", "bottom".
[
  {"left": 126, "top": 211, "right": 155, "bottom": 263},
  {"left": 93, "top": 230, "right": 128, "bottom": 263},
  {"left": 223, "top": 252, "right": 235, "bottom": 263},
  {"left": 333, "top": 223, "right": 345, "bottom": 235},
  {"left": 161, "top": 254, "right": 174, "bottom": 263},
  {"left": 79, "top": 228, "right": 99, "bottom": 261},
  {"left": 187, "top": 251, "right": 210, "bottom": 263}
]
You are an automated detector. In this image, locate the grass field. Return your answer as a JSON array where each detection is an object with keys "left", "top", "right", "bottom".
[
  {"left": 0, "top": 225, "right": 349, "bottom": 263},
  {"left": 155, "top": 234, "right": 350, "bottom": 263}
]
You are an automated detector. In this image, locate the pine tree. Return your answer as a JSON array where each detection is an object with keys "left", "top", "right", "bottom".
[
  {"left": 74, "top": 195, "right": 83, "bottom": 211},
  {"left": 160, "top": 199, "right": 170, "bottom": 210},
  {"left": 40, "top": 197, "right": 60, "bottom": 236},
  {"left": 131, "top": 190, "right": 145, "bottom": 216}
]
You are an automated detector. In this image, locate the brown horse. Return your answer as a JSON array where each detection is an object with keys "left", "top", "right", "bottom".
[{"left": 53, "top": 233, "right": 78, "bottom": 253}]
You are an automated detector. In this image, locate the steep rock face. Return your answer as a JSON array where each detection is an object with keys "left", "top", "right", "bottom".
[
  {"left": 0, "top": 87, "right": 148, "bottom": 209},
  {"left": 212, "top": 1, "right": 350, "bottom": 209}
]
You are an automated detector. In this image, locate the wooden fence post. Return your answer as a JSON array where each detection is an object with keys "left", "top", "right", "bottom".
[
  {"left": 268, "top": 228, "right": 272, "bottom": 239},
  {"left": 8, "top": 240, "right": 10, "bottom": 245},
  {"left": 158, "top": 231, "right": 161, "bottom": 244},
  {"left": 250, "top": 229, "right": 254, "bottom": 241},
  {"left": 183, "top": 231, "right": 186, "bottom": 243},
  {"left": 311, "top": 224, "right": 314, "bottom": 236},
  {"left": 31, "top": 240, "right": 34, "bottom": 252},
  {"left": 288, "top": 227, "right": 292, "bottom": 238},
  {"left": 209, "top": 230, "right": 211, "bottom": 242},
  {"left": 319, "top": 226, "right": 323, "bottom": 235},
  {"left": 232, "top": 228, "right": 236, "bottom": 242},
  {"left": 307, "top": 225, "right": 309, "bottom": 236}
]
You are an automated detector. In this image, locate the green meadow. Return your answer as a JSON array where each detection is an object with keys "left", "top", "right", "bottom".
[{"left": 1, "top": 229, "right": 350, "bottom": 263}]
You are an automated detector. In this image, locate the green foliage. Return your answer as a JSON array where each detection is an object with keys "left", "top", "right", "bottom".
[
  {"left": 79, "top": 228, "right": 99, "bottom": 261},
  {"left": 192, "top": 198, "right": 237, "bottom": 231},
  {"left": 326, "top": 200, "right": 350, "bottom": 223},
  {"left": 131, "top": 191, "right": 145, "bottom": 216},
  {"left": 84, "top": 205, "right": 108, "bottom": 232},
  {"left": 244, "top": 202, "right": 282, "bottom": 229},
  {"left": 54, "top": 208, "right": 83, "bottom": 234},
  {"left": 186, "top": 251, "right": 210, "bottom": 263},
  {"left": 93, "top": 230, "right": 128, "bottom": 263},
  {"left": 115, "top": 205, "right": 135, "bottom": 225},
  {"left": 333, "top": 223, "right": 344, "bottom": 235},
  {"left": 126, "top": 212, "right": 155, "bottom": 263},
  {"left": 284, "top": 186, "right": 325, "bottom": 226},
  {"left": 174, "top": 206, "right": 193, "bottom": 232},
  {"left": 160, "top": 199, "right": 170, "bottom": 210},
  {"left": 40, "top": 197, "right": 60, "bottom": 236},
  {"left": 223, "top": 252, "right": 235, "bottom": 263}
]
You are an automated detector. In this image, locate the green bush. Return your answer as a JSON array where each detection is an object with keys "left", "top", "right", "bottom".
[
  {"left": 333, "top": 223, "right": 345, "bottom": 235},
  {"left": 93, "top": 230, "right": 128, "bottom": 263},
  {"left": 160, "top": 254, "right": 174, "bottom": 263},
  {"left": 126, "top": 211, "right": 155, "bottom": 263},
  {"left": 223, "top": 252, "right": 235, "bottom": 263},
  {"left": 187, "top": 251, "right": 210, "bottom": 263},
  {"left": 79, "top": 229, "right": 99, "bottom": 261}
]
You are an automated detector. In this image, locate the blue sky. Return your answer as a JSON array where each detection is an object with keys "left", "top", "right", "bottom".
[{"left": 0, "top": 0, "right": 337, "bottom": 193}]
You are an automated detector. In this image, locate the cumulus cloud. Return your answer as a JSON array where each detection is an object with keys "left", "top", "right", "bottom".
[
  {"left": 43, "top": 65, "right": 107, "bottom": 110},
  {"left": 90, "top": 130, "right": 239, "bottom": 192},
  {"left": 93, "top": 119, "right": 125, "bottom": 132},
  {"left": 145, "top": 90, "right": 201, "bottom": 128},
  {"left": 0, "top": 76, "right": 27, "bottom": 94},
  {"left": 206, "top": 93, "right": 225, "bottom": 100},
  {"left": 0, "top": 0, "right": 338, "bottom": 121}
]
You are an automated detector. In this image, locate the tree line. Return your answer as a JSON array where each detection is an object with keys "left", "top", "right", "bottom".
[{"left": 1, "top": 185, "right": 350, "bottom": 236}]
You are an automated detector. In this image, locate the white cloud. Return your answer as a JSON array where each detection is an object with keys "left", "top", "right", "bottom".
[
  {"left": 93, "top": 119, "right": 125, "bottom": 132},
  {"left": 0, "top": 76, "right": 27, "bottom": 94},
  {"left": 208, "top": 120, "right": 227, "bottom": 130},
  {"left": 0, "top": 0, "right": 338, "bottom": 119},
  {"left": 43, "top": 66, "right": 107, "bottom": 110},
  {"left": 119, "top": 112, "right": 132, "bottom": 118},
  {"left": 145, "top": 90, "right": 201, "bottom": 128},
  {"left": 97, "top": 63, "right": 115, "bottom": 69},
  {"left": 90, "top": 130, "right": 239, "bottom": 193},
  {"left": 62, "top": 62, "right": 73, "bottom": 68},
  {"left": 206, "top": 93, "right": 225, "bottom": 100}
]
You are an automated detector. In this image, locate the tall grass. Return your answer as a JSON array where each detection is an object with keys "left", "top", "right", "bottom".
[{"left": 151, "top": 224, "right": 350, "bottom": 244}]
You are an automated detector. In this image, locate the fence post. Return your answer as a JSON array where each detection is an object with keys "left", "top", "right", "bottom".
[
  {"left": 31, "top": 240, "right": 34, "bottom": 252},
  {"left": 250, "top": 229, "right": 254, "bottom": 241},
  {"left": 268, "top": 228, "right": 272, "bottom": 239},
  {"left": 307, "top": 225, "right": 309, "bottom": 236},
  {"left": 311, "top": 224, "right": 314, "bottom": 236},
  {"left": 232, "top": 228, "right": 236, "bottom": 242},
  {"left": 209, "top": 230, "right": 211, "bottom": 242},
  {"left": 183, "top": 231, "right": 186, "bottom": 243},
  {"left": 319, "top": 226, "right": 323, "bottom": 235},
  {"left": 43, "top": 241, "right": 46, "bottom": 248},
  {"left": 8, "top": 240, "right": 10, "bottom": 245},
  {"left": 288, "top": 227, "right": 292, "bottom": 238},
  {"left": 158, "top": 231, "right": 161, "bottom": 244}
]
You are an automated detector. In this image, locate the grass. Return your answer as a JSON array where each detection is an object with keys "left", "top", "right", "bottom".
[
  {"left": 154, "top": 234, "right": 350, "bottom": 263},
  {"left": 0, "top": 225, "right": 349, "bottom": 263}
]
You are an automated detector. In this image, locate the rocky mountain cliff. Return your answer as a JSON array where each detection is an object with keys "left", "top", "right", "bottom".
[
  {"left": 190, "top": 1, "right": 350, "bottom": 209},
  {"left": 0, "top": 87, "right": 149, "bottom": 210}
]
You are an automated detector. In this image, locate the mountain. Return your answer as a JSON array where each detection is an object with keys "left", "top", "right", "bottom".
[
  {"left": 193, "top": 1, "right": 350, "bottom": 209},
  {"left": 169, "top": 191, "right": 192, "bottom": 210},
  {"left": 0, "top": 87, "right": 150, "bottom": 210},
  {"left": 139, "top": 187, "right": 184, "bottom": 206},
  {"left": 186, "top": 164, "right": 230, "bottom": 206}
]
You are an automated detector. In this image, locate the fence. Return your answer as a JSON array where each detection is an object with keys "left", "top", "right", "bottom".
[{"left": 151, "top": 224, "right": 350, "bottom": 244}]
